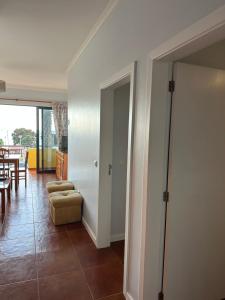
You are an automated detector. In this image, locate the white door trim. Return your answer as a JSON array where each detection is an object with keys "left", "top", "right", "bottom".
[
  {"left": 140, "top": 4, "right": 225, "bottom": 299},
  {"left": 97, "top": 62, "right": 136, "bottom": 296}
]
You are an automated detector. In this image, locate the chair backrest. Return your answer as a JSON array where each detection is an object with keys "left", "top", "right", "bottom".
[
  {"left": 0, "top": 154, "right": 9, "bottom": 180},
  {"left": 0, "top": 148, "right": 9, "bottom": 157},
  {"left": 25, "top": 151, "right": 29, "bottom": 169}
]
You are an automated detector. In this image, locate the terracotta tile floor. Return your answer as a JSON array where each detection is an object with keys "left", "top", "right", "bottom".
[{"left": 0, "top": 171, "right": 125, "bottom": 300}]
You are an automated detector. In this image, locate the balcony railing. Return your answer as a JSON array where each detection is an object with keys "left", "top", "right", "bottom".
[
  {"left": 2, "top": 145, "right": 26, "bottom": 155},
  {"left": 1, "top": 145, "right": 56, "bottom": 170}
]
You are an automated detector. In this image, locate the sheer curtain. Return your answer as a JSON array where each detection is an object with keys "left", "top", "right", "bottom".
[{"left": 52, "top": 102, "right": 68, "bottom": 150}]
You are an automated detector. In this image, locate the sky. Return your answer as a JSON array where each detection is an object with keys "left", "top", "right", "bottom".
[{"left": 0, "top": 105, "right": 36, "bottom": 145}]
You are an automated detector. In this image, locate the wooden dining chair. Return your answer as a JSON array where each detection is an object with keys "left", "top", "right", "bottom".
[
  {"left": 0, "top": 148, "right": 9, "bottom": 160},
  {"left": 0, "top": 147, "right": 10, "bottom": 176},
  {"left": 0, "top": 154, "right": 11, "bottom": 214},
  {"left": 10, "top": 151, "right": 29, "bottom": 187},
  {"left": 0, "top": 147, "right": 9, "bottom": 155}
]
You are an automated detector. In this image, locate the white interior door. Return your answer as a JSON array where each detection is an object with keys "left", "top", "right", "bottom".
[
  {"left": 111, "top": 84, "right": 130, "bottom": 241},
  {"left": 164, "top": 63, "right": 225, "bottom": 300},
  {"left": 98, "top": 89, "right": 114, "bottom": 248}
]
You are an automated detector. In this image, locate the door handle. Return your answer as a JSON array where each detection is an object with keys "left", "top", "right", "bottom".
[{"left": 108, "top": 164, "right": 112, "bottom": 175}]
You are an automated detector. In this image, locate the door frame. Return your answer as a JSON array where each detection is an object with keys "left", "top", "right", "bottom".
[
  {"left": 140, "top": 4, "right": 225, "bottom": 299},
  {"left": 97, "top": 62, "right": 136, "bottom": 295}
]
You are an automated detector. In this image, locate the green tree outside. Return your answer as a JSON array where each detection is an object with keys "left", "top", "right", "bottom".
[
  {"left": 0, "top": 138, "right": 4, "bottom": 146},
  {"left": 12, "top": 128, "right": 36, "bottom": 147}
]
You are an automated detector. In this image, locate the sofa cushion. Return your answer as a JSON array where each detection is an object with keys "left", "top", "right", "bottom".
[
  {"left": 46, "top": 180, "right": 74, "bottom": 193},
  {"left": 49, "top": 190, "right": 82, "bottom": 208}
]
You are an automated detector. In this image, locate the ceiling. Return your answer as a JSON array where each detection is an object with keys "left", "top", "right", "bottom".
[
  {"left": 0, "top": 0, "right": 111, "bottom": 89},
  {"left": 181, "top": 38, "right": 225, "bottom": 70}
]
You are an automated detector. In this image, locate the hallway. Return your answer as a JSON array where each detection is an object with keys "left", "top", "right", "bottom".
[{"left": 0, "top": 171, "right": 125, "bottom": 300}]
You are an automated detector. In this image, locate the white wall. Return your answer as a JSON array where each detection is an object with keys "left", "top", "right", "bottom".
[
  {"left": 67, "top": 1, "right": 225, "bottom": 299},
  {"left": 111, "top": 83, "right": 130, "bottom": 240}
]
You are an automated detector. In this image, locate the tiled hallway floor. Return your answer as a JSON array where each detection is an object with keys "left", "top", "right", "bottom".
[{"left": 0, "top": 171, "right": 125, "bottom": 300}]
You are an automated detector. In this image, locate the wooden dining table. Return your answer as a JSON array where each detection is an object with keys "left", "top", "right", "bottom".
[{"left": 0, "top": 154, "right": 20, "bottom": 191}]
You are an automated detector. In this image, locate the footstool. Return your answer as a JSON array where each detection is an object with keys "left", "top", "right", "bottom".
[
  {"left": 46, "top": 180, "right": 74, "bottom": 193},
  {"left": 49, "top": 190, "right": 83, "bottom": 225}
]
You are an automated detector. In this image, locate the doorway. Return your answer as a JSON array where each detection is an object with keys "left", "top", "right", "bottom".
[
  {"left": 0, "top": 104, "right": 37, "bottom": 175},
  {"left": 97, "top": 63, "right": 136, "bottom": 295},
  {"left": 165, "top": 62, "right": 225, "bottom": 300},
  {"left": 143, "top": 8, "right": 225, "bottom": 300},
  {"left": 0, "top": 104, "right": 57, "bottom": 174}
]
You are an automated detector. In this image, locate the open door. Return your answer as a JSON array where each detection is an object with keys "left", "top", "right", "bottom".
[
  {"left": 98, "top": 88, "right": 114, "bottom": 247},
  {"left": 36, "top": 107, "right": 57, "bottom": 173},
  {"left": 164, "top": 63, "right": 225, "bottom": 299}
]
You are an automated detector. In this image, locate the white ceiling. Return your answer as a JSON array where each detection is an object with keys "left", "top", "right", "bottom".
[{"left": 0, "top": 0, "right": 111, "bottom": 89}]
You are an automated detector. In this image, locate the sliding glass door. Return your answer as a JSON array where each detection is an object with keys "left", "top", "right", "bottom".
[{"left": 36, "top": 107, "right": 57, "bottom": 173}]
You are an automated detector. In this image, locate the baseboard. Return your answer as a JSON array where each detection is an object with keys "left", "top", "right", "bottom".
[
  {"left": 126, "top": 292, "right": 134, "bottom": 300},
  {"left": 82, "top": 217, "right": 97, "bottom": 247},
  {"left": 111, "top": 233, "right": 125, "bottom": 242}
]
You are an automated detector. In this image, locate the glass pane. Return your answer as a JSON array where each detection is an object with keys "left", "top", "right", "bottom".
[
  {"left": 42, "top": 109, "right": 57, "bottom": 171},
  {"left": 38, "top": 109, "right": 43, "bottom": 170}
]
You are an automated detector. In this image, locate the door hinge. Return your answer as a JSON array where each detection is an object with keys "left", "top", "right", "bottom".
[
  {"left": 158, "top": 291, "right": 164, "bottom": 300},
  {"left": 168, "top": 80, "right": 175, "bottom": 93},
  {"left": 163, "top": 191, "right": 169, "bottom": 203},
  {"left": 108, "top": 164, "right": 112, "bottom": 175}
]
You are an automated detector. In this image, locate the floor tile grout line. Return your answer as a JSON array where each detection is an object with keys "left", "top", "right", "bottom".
[
  {"left": 30, "top": 172, "right": 60, "bottom": 299},
  {"left": 0, "top": 278, "right": 38, "bottom": 288},
  {"left": 66, "top": 225, "right": 125, "bottom": 299},
  {"left": 35, "top": 268, "right": 89, "bottom": 281},
  {"left": 1, "top": 172, "right": 124, "bottom": 299},
  {"left": 66, "top": 229, "right": 95, "bottom": 300},
  {"left": 97, "top": 292, "right": 125, "bottom": 300},
  {"left": 30, "top": 174, "right": 41, "bottom": 300},
  {"left": 81, "top": 257, "right": 124, "bottom": 272},
  {"left": 78, "top": 257, "right": 124, "bottom": 298}
]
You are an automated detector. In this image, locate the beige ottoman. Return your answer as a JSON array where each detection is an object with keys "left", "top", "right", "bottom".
[
  {"left": 49, "top": 190, "right": 83, "bottom": 225},
  {"left": 46, "top": 180, "right": 74, "bottom": 193}
]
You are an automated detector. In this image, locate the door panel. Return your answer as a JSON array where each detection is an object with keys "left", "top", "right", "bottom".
[
  {"left": 98, "top": 89, "right": 114, "bottom": 247},
  {"left": 36, "top": 107, "right": 57, "bottom": 173},
  {"left": 164, "top": 63, "right": 225, "bottom": 300}
]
